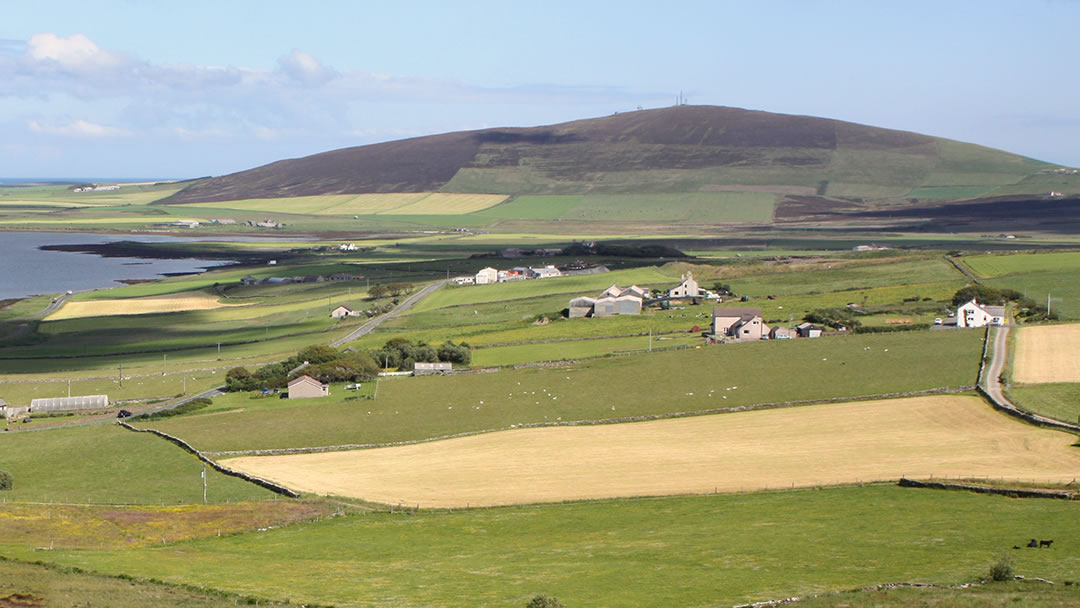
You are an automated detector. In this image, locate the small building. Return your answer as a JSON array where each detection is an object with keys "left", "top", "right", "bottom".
[
  {"left": 712, "top": 307, "right": 769, "bottom": 341},
  {"left": 414, "top": 362, "right": 453, "bottom": 376},
  {"left": 328, "top": 272, "right": 357, "bottom": 281},
  {"left": 475, "top": 267, "right": 498, "bottom": 285},
  {"left": 287, "top": 375, "right": 329, "bottom": 399},
  {"left": 594, "top": 294, "right": 642, "bottom": 317},
  {"left": 795, "top": 322, "right": 823, "bottom": 338},
  {"left": 956, "top": 299, "right": 1006, "bottom": 328},
  {"left": 601, "top": 284, "right": 649, "bottom": 299},
  {"left": 331, "top": 304, "right": 354, "bottom": 319},
  {"left": 527, "top": 265, "right": 562, "bottom": 279},
  {"left": 338, "top": 243, "right": 357, "bottom": 251},
  {"left": 770, "top": 327, "right": 797, "bottom": 340},
  {"left": 452, "top": 276, "right": 475, "bottom": 285},
  {"left": 568, "top": 296, "right": 597, "bottom": 318},
  {"left": 668, "top": 271, "right": 700, "bottom": 299},
  {"left": 240, "top": 275, "right": 259, "bottom": 286}
]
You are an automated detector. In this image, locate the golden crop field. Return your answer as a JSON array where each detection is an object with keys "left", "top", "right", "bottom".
[
  {"left": 387, "top": 193, "right": 508, "bottom": 215},
  {"left": 316, "top": 193, "right": 430, "bottom": 214},
  {"left": 48, "top": 293, "right": 247, "bottom": 320},
  {"left": 223, "top": 395, "right": 1080, "bottom": 507},
  {"left": 1013, "top": 324, "right": 1080, "bottom": 383}
]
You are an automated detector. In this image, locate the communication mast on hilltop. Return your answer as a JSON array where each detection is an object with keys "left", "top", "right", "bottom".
[{"left": 675, "top": 91, "right": 688, "bottom": 106}]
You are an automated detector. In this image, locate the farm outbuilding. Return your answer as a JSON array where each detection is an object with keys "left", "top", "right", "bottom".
[
  {"left": 287, "top": 375, "right": 329, "bottom": 399},
  {"left": 30, "top": 395, "right": 109, "bottom": 413},
  {"left": 414, "top": 362, "right": 453, "bottom": 376},
  {"left": 331, "top": 304, "right": 354, "bottom": 319}
]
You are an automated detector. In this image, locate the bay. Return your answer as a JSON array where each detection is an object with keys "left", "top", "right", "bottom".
[{"left": 0, "top": 232, "right": 271, "bottom": 300}]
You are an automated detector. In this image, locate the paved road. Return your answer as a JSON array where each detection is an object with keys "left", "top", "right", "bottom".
[
  {"left": 14, "top": 292, "right": 72, "bottom": 321},
  {"left": 130, "top": 386, "right": 226, "bottom": 419},
  {"left": 330, "top": 280, "right": 447, "bottom": 347}
]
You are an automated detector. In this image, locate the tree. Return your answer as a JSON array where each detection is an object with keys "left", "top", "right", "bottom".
[
  {"left": 526, "top": 595, "right": 564, "bottom": 608},
  {"left": 297, "top": 344, "right": 341, "bottom": 365},
  {"left": 437, "top": 340, "right": 471, "bottom": 365},
  {"left": 368, "top": 284, "right": 389, "bottom": 299},
  {"left": 225, "top": 367, "right": 257, "bottom": 392},
  {"left": 0, "top": 470, "right": 12, "bottom": 491}
]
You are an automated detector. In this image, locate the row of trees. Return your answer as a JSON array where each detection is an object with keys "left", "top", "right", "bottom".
[
  {"left": 225, "top": 338, "right": 472, "bottom": 392},
  {"left": 370, "top": 338, "right": 471, "bottom": 370},
  {"left": 368, "top": 282, "right": 414, "bottom": 299}
]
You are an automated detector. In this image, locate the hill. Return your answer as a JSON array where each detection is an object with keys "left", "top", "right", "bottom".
[{"left": 159, "top": 105, "right": 1055, "bottom": 204}]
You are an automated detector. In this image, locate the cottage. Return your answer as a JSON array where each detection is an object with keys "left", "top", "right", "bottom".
[
  {"left": 475, "top": 267, "right": 498, "bottom": 285},
  {"left": 328, "top": 272, "right": 357, "bottom": 281},
  {"left": 287, "top": 375, "right": 329, "bottom": 399},
  {"left": 331, "top": 304, "right": 354, "bottom": 319},
  {"left": 956, "top": 299, "right": 1006, "bottom": 328},
  {"left": 668, "top": 271, "right": 700, "bottom": 299},
  {"left": 795, "top": 322, "right": 823, "bottom": 338},
  {"left": 712, "top": 307, "right": 769, "bottom": 340},
  {"left": 414, "top": 362, "right": 453, "bottom": 376}
]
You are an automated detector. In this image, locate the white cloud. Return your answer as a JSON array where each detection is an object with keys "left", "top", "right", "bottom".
[
  {"left": 27, "top": 33, "right": 128, "bottom": 70},
  {"left": 277, "top": 49, "right": 335, "bottom": 85},
  {"left": 27, "top": 119, "right": 130, "bottom": 137}
]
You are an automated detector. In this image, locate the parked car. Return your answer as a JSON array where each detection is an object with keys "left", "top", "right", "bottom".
[{"left": 116, "top": 409, "right": 133, "bottom": 418}]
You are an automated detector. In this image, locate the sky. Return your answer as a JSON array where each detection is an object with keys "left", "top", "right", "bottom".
[{"left": 3, "top": 0, "right": 1079, "bottom": 178}]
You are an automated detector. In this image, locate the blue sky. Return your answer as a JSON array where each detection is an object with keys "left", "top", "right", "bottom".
[{"left": 3, "top": 0, "right": 1078, "bottom": 178}]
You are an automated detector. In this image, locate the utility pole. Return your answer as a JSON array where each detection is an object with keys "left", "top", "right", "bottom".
[
  {"left": 119, "top": 362, "right": 123, "bottom": 388},
  {"left": 67, "top": 378, "right": 71, "bottom": 398},
  {"left": 162, "top": 354, "right": 167, "bottom": 376},
  {"left": 201, "top": 462, "right": 207, "bottom": 505},
  {"left": 183, "top": 375, "right": 187, "bottom": 395},
  {"left": 216, "top": 343, "right": 221, "bottom": 359},
  {"left": 649, "top": 328, "right": 652, "bottom": 352}
]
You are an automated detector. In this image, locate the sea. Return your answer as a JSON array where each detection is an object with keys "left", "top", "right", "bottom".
[{"left": 0, "top": 231, "right": 265, "bottom": 300}]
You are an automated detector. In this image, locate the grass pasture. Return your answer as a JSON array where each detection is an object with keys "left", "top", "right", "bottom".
[
  {"left": 1008, "top": 383, "right": 1080, "bottom": 425},
  {"left": 0, "top": 424, "right": 272, "bottom": 504},
  {"left": 1012, "top": 324, "right": 1080, "bottom": 383},
  {"left": 961, "top": 251, "right": 1080, "bottom": 278},
  {"left": 141, "top": 331, "right": 983, "bottom": 453},
  {"left": 47, "top": 292, "right": 246, "bottom": 320},
  {"left": 184, "top": 192, "right": 509, "bottom": 216},
  {"left": 17, "top": 485, "right": 1080, "bottom": 607},
  {"left": 0, "top": 558, "right": 300, "bottom": 608},
  {"left": 222, "top": 395, "right": 1080, "bottom": 507}
]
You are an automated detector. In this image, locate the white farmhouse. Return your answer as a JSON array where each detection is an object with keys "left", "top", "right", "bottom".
[
  {"left": 475, "top": 267, "right": 498, "bottom": 285},
  {"left": 956, "top": 299, "right": 1006, "bottom": 328},
  {"left": 668, "top": 271, "right": 700, "bottom": 298}
]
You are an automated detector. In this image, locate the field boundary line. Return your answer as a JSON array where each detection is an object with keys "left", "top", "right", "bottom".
[
  {"left": 204, "top": 386, "right": 975, "bottom": 457},
  {"left": 944, "top": 254, "right": 982, "bottom": 283},
  {"left": 733, "top": 579, "right": 988, "bottom": 608},
  {"left": 898, "top": 477, "right": 1077, "bottom": 500},
  {"left": 473, "top": 330, "right": 689, "bottom": 349},
  {"left": 117, "top": 421, "right": 300, "bottom": 497}
]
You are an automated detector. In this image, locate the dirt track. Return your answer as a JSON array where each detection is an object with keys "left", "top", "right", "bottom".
[
  {"left": 1014, "top": 324, "right": 1080, "bottom": 383},
  {"left": 223, "top": 395, "right": 1080, "bottom": 507}
]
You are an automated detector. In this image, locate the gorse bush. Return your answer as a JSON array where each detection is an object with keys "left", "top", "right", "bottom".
[
  {"left": 0, "top": 470, "right": 13, "bottom": 491},
  {"left": 989, "top": 553, "right": 1015, "bottom": 582}
]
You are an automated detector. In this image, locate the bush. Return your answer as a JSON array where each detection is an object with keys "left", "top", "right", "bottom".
[
  {"left": 526, "top": 595, "right": 564, "bottom": 608},
  {"left": 989, "top": 553, "right": 1015, "bottom": 581},
  {"left": 0, "top": 470, "right": 11, "bottom": 491},
  {"left": 139, "top": 398, "right": 212, "bottom": 421}
]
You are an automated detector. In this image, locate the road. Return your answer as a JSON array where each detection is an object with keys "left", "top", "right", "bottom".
[
  {"left": 330, "top": 280, "right": 447, "bottom": 347},
  {"left": 982, "top": 325, "right": 1080, "bottom": 432},
  {"left": 131, "top": 386, "right": 226, "bottom": 419},
  {"left": 14, "top": 292, "right": 73, "bottom": 321}
]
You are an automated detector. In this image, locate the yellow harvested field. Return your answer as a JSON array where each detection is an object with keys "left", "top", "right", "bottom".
[
  {"left": 223, "top": 395, "right": 1080, "bottom": 508},
  {"left": 317, "top": 193, "right": 430, "bottom": 214},
  {"left": 387, "top": 193, "right": 508, "bottom": 215},
  {"left": 184, "top": 192, "right": 507, "bottom": 216},
  {"left": 1014, "top": 324, "right": 1080, "bottom": 383},
  {"left": 48, "top": 293, "right": 246, "bottom": 320}
]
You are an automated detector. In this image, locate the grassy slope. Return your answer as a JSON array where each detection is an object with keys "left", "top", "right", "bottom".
[
  {"left": 13, "top": 485, "right": 1079, "bottom": 608},
  {"left": 0, "top": 424, "right": 272, "bottom": 504},
  {"left": 140, "top": 330, "right": 982, "bottom": 452},
  {"left": 1008, "top": 383, "right": 1080, "bottom": 424},
  {"left": 0, "top": 558, "right": 301, "bottom": 608}
]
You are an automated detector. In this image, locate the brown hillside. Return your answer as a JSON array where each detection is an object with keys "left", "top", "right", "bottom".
[{"left": 156, "top": 105, "right": 1023, "bottom": 205}]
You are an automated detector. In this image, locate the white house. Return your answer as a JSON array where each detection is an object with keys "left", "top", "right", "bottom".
[
  {"left": 288, "top": 375, "right": 329, "bottom": 399},
  {"left": 956, "top": 299, "right": 1006, "bottom": 328},
  {"left": 668, "top": 271, "right": 700, "bottom": 298},
  {"left": 712, "top": 307, "right": 769, "bottom": 341},
  {"left": 527, "top": 265, "right": 562, "bottom": 279},
  {"left": 475, "top": 267, "right": 498, "bottom": 285}
]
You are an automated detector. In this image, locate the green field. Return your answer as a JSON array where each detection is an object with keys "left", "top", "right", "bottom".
[
  {"left": 8, "top": 485, "right": 1078, "bottom": 608},
  {"left": 1008, "top": 383, "right": 1080, "bottom": 425},
  {"left": 138, "top": 330, "right": 982, "bottom": 453},
  {"left": 962, "top": 251, "right": 1080, "bottom": 278},
  {"left": 0, "top": 424, "right": 273, "bottom": 504}
]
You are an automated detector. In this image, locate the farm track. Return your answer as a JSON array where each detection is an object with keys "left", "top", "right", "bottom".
[{"left": 330, "top": 280, "right": 447, "bottom": 347}]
